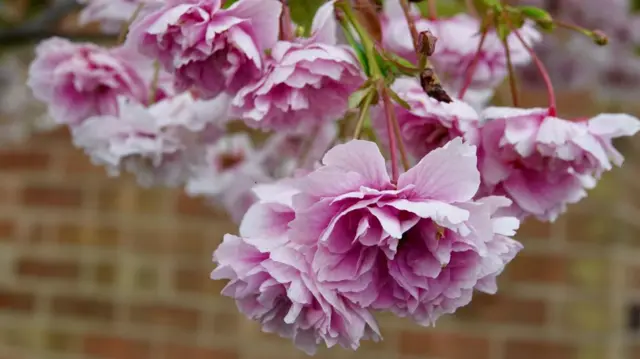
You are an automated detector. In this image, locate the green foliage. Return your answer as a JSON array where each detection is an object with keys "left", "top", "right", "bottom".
[
  {"left": 416, "top": 0, "right": 466, "bottom": 17},
  {"left": 288, "top": 0, "right": 325, "bottom": 36},
  {"left": 518, "top": 5, "right": 554, "bottom": 31}
]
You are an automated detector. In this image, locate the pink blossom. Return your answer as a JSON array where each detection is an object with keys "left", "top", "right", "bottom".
[
  {"left": 127, "top": 0, "right": 282, "bottom": 99},
  {"left": 186, "top": 133, "right": 270, "bottom": 222},
  {"left": 286, "top": 138, "right": 521, "bottom": 326},
  {"left": 77, "top": 0, "right": 164, "bottom": 34},
  {"left": 27, "top": 38, "right": 149, "bottom": 126},
  {"left": 212, "top": 182, "right": 381, "bottom": 354},
  {"left": 231, "top": 1, "right": 364, "bottom": 132},
  {"left": 478, "top": 107, "right": 640, "bottom": 221},
  {"left": 381, "top": 2, "right": 541, "bottom": 92},
  {"left": 372, "top": 77, "right": 480, "bottom": 159},
  {"left": 72, "top": 92, "right": 229, "bottom": 187}
]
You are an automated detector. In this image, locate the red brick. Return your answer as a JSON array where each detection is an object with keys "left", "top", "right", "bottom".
[
  {"left": 162, "top": 344, "right": 238, "bottom": 359},
  {"left": 0, "top": 187, "right": 13, "bottom": 205},
  {"left": 0, "top": 219, "right": 16, "bottom": 241},
  {"left": 83, "top": 335, "right": 150, "bottom": 359},
  {"left": 399, "top": 330, "right": 491, "bottom": 359},
  {"left": 93, "top": 263, "right": 116, "bottom": 287},
  {"left": 130, "top": 303, "right": 201, "bottom": 331},
  {"left": 130, "top": 228, "right": 171, "bottom": 254},
  {"left": 21, "top": 185, "right": 83, "bottom": 208},
  {"left": 505, "top": 253, "right": 569, "bottom": 284},
  {"left": 91, "top": 226, "right": 120, "bottom": 247},
  {"left": 16, "top": 257, "right": 80, "bottom": 280},
  {"left": 626, "top": 265, "right": 640, "bottom": 290},
  {"left": 211, "top": 312, "right": 239, "bottom": 336},
  {"left": 174, "top": 267, "right": 225, "bottom": 294},
  {"left": 0, "top": 150, "right": 50, "bottom": 171},
  {"left": 33, "top": 127, "right": 70, "bottom": 143},
  {"left": 565, "top": 212, "right": 613, "bottom": 245},
  {"left": 170, "top": 229, "right": 205, "bottom": 256},
  {"left": 0, "top": 289, "right": 35, "bottom": 312},
  {"left": 175, "top": 193, "right": 220, "bottom": 218},
  {"left": 54, "top": 224, "right": 82, "bottom": 245},
  {"left": 54, "top": 224, "right": 120, "bottom": 247},
  {"left": 45, "top": 330, "right": 79, "bottom": 353},
  {"left": 63, "top": 149, "right": 103, "bottom": 174},
  {"left": 504, "top": 339, "right": 576, "bottom": 359},
  {"left": 51, "top": 295, "right": 114, "bottom": 321},
  {"left": 457, "top": 293, "right": 547, "bottom": 325},
  {"left": 516, "top": 219, "right": 552, "bottom": 240},
  {"left": 26, "top": 222, "right": 47, "bottom": 243},
  {"left": 97, "top": 187, "right": 122, "bottom": 213}
]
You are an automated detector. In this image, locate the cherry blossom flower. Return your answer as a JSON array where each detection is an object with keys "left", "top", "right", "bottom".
[
  {"left": 231, "top": 1, "right": 364, "bottom": 132},
  {"left": 27, "top": 38, "right": 149, "bottom": 126},
  {"left": 127, "top": 0, "right": 282, "bottom": 98},
  {"left": 212, "top": 181, "right": 381, "bottom": 354},
  {"left": 72, "top": 92, "right": 229, "bottom": 187},
  {"left": 478, "top": 107, "right": 640, "bottom": 221},
  {"left": 186, "top": 133, "right": 270, "bottom": 222},
  {"left": 287, "top": 138, "right": 521, "bottom": 325}
]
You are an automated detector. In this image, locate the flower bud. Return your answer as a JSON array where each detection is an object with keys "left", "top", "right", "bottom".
[
  {"left": 418, "top": 30, "right": 438, "bottom": 56},
  {"left": 591, "top": 29, "right": 608, "bottom": 46}
]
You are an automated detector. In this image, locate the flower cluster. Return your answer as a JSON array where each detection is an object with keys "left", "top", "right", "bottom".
[
  {"left": 26, "top": 0, "right": 640, "bottom": 354},
  {"left": 214, "top": 138, "right": 522, "bottom": 353}
]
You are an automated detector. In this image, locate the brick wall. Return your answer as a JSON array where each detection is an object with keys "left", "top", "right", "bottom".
[{"left": 0, "top": 100, "right": 638, "bottom": 359}]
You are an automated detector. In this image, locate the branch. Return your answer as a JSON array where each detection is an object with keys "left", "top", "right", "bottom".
[{"left": 0, "top": 0, "right": 88, "bottom": 45}]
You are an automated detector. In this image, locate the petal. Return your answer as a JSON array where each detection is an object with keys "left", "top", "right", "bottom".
[
  {"left": 387, "top": 199, "right": 470, "bottom": 228},
  {"left": 310, "top": 0, "right": 337, "bottom": 45},
  {"left": 588, "top": 113, "right": 640, "bottom": 138},
  {"left": 321, "top": 140, "right": 392, "bottom": 188},
  {"left": 398, "top": 138, "right": 480, "bottom": 202},
  {"left": 227, "top": 0, "right": 282, "bottom": 50}
]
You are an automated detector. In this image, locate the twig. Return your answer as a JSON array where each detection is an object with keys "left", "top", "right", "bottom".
[{"left": 0, "top": 0, "right": 82, "bottom": 44}]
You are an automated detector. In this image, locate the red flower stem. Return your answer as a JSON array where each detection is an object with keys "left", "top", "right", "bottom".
[
  {"left": 512, "top": 28, "right": 557, "bottom": 116},
  {"left": 381, "top": 86, "right": 400, "bottom": 183},
  {"left": 501, "top": 35, "right": 519, "bottom": 107},
  {"left": 117, "top": 3, "right": 144, "bottom": 44},
  {"left": 387, "top": 91, "right": 411, "bottom": 172},
  {"left": 428, "top": 0, "right": 438, "bottom": 20},
  {"left": 399, "top": 0, "right": 420, "bottom": 49},
  {"left": 458, "top": 29, "right": 488, "bottom": 99}
]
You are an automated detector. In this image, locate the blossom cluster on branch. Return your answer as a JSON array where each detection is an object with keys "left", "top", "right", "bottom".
[{"left": 26, "top": 0, "right": 640, "bottom": 354}]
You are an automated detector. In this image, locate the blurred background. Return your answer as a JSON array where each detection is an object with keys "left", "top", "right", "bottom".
[{"left": 0, "top": 0, "right": 639, "bottom": 359}]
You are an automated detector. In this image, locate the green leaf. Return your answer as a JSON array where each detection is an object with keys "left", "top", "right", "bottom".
[
  {"left": 222, "top": 0, "right": 238, "bottom": 8},
  {"left": 351, "top": 41, "right": 371, "bottom": 77},
  {"left": 519, "top": 6, "right": 552, "bottom": 21},
  {"left": 387, "top": 88, "right": 411, "bottom": 110},
  {"left": 349, "top": 87, "right": 372, "bottom": 110},
  {"left": 288, "top": 0, "right": 325, "bottom": 35},
  {"left": 416, "top": 0, "right": 466, "bottom": 18}
]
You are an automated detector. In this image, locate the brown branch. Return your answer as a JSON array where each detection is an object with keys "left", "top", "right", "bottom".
[{"left": 0, "top": 0, "right": 87, "bottom": 45}]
